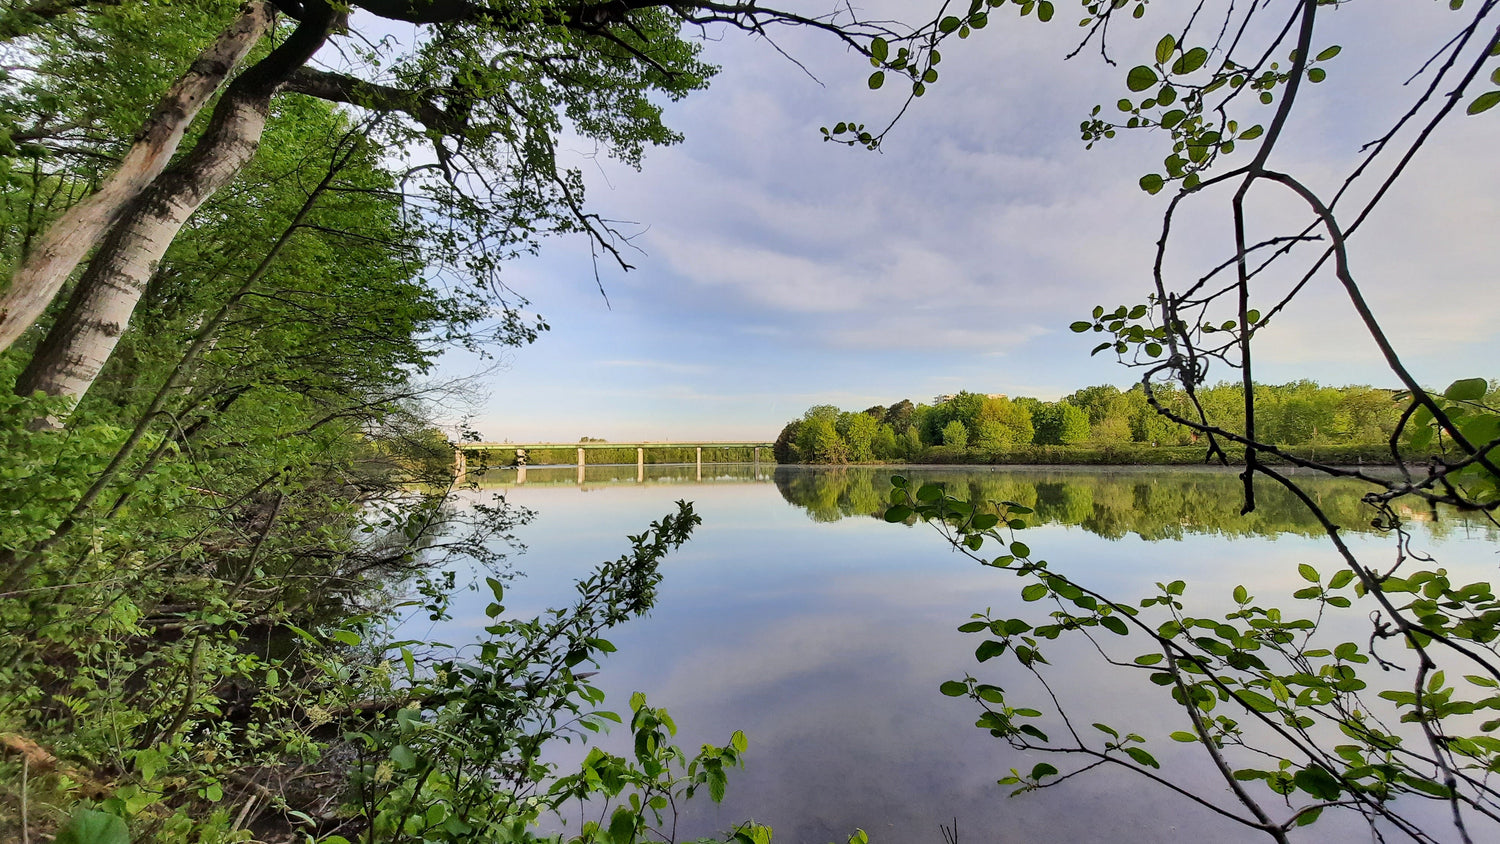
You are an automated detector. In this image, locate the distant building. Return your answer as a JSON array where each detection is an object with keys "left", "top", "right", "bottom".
[{"left": 933, "top": 393, "right": 1006, "bottom": 405}]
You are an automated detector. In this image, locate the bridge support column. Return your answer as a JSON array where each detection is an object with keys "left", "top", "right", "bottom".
[
  {"left": 753, "top": 446, "right": 760, "bottom": 478},
  {"left": 516, "top": 464, "right": 526, "bottom": 484},
  {"left": 453, "top": 447, "right": 467, "bottom": 481},
  {"left": 577, "top": 462, "right": 585, "bottom": 484},
  {"left": 696, "top": 446, "right": 702, "bottom": 481},
  {"left": 637, "top": 448, "right": 644, "bottom": 483}
]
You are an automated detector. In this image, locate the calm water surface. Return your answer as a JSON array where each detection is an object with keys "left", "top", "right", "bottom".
[{"left": 409, "top": 465, "right": 1498, "bottom": 844}]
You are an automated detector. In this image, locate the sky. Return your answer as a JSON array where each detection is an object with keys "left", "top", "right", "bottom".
[{"left": 410, "top": 1, "right": 1499, "bottom": 443}]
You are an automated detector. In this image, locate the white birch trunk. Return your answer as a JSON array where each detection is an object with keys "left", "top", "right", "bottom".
[
  {"left": 15, "top": 91, "right": 271, "bottom": 401},
  {"left": 14, "top": 0, "right": 336, "bottom": 405},
  {"left": 0, "top": 1, "right": 272, "bottom": 352}
]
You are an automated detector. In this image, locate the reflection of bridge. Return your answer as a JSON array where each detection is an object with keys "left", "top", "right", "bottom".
[{"left": 455, "top": 441, "right": 775, "bottom": 483}]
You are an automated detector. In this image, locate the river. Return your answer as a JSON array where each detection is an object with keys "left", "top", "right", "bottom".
[{"left": 404, "top": 465, "right": 1498, "bottom": 844}]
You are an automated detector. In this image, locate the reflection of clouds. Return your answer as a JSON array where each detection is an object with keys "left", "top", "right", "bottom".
[{"left": 420, "top": 476, "right": 1495, "bottom": 843}]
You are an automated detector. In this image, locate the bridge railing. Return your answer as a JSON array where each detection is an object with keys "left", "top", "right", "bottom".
[{"left": 452, "top": 441, "right": 777, "bottom": 482}]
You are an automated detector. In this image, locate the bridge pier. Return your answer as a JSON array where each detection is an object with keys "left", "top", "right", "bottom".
[
  {"left": 753, "top": 446, "right": 760, "bottom": 479},
  {"left": 696, "top": 446, "right": 702, "bottom": 481},
  {"left": 637, "top": 447, "right": 644, "bottom": 483}
]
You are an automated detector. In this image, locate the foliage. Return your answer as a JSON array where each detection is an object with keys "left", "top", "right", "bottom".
[
  {"left": 940, "top": 419, "right": 968, "bottom": 449},
  {"left": 774, "top": 380, "right": 1424, "bottom": 464},
  {"left": 891, "top": 475, "right": 1500, "bottom": 842},
  {"left": 865, "top": 0, "right": 1500, "bottom": 840}
]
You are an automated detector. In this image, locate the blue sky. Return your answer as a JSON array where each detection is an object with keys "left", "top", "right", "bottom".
[{"left": 420, "top": 2, "right": 1499, "bottom": 442}]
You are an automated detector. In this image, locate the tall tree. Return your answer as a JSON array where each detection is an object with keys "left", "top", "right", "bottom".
[{"left": 2, "top": 0, "right": 964, "bottom": 407}]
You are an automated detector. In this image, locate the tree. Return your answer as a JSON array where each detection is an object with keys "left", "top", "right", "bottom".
[
  {"left": 1064, "top": 385, "right": 1124, "bottom": 426},
  {"left": 973, "top": 395, "right": 1033, "bottom": 449},
  {"left": 883, "top": 399, "right": 916, "bottom": 433},
  {"left": 838, "top": 410, "right": 878, "bottom": 462},
  {"left": 1030, "top": 401, "right": 1090, "bottom": 446},
  {"left": 774, "top": 419, "right": 805, "bottom": 464},
  {"left": 940, "top": 419, "right": 968, "bottom": 449},
  {"left": 1, "top": 0, "right": 969, "bottom": 407}
]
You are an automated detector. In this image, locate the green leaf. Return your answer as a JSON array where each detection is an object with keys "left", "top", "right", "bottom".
[
  {"left": 1328, "top": 570, "right": 1354, "bottom": 590},
  {"left": 1315, "top": 44, "right": 1341, "bottom": 62},
  {"left": 940, "top": 680, "right": 968, "bottom": 696},
  {"left": 1234, "top": 690, "right": 1279, "bottom": 713},
  {"left": 1010, "top": 541, "right": 1031, "bottom": 557},
  {"left": 1123, "top": 746, "right": 1159, "bottom": 768},
  {"left": 1126, "top": 66, "right": 1159, "bottom": 92},
  {"left": 868, "top": 70, "right": 885, "bottom": 90},
  {"left": 1155, "top": 34, "right": 1176, "bottom": 65},
  {"left": 391, "top": 744, "right": 417, "bottom": 769},
  {"left": 1298, "top": 563, "right": 1319, "bottom": 583},
  {"left": 1172, "top": 47, "right": 1208, "bottom": 75},
  {"left": 1307, "top": 67, "right": 1326, "bottom": 83},
  {"left": 608, "top": 806, "right": 637, "bottom": 843},
  {"left": 1139, "top": 173, "right": 1165, "bottom": 194},
  {"left": 731, "top": 730, "right": 748, "bottom": 752},
  {"left": 1293, "top": 766, "right": 1342, "bottom": 800},
  {"left": 1444, "top": 377, "right": 1489, "bottom": 401},
  {"left": 1100, "top": 615, "right": 1129, "bottom": 636},
  {"left": 884, "top": 505, "right": 913, "bottom": 522},
  {"left": 1468, "top": 91, "right": 1500, "bottom": 115},
  {"left": 870, "top": 37, "right": 889, "bottom": 62},
  {"left": 331, "top": 630, "right": 361, "bottom": 646},
  {"left": 1169, "top": 730, "right": 1198, "bottom": 742},
  {"left": 939, "top": 15, "right": 962, "bottom": 33},
  {"left": 1037, "top": 1, "right": 1054, "bottom": 22},
  {"left": 1233, "top": 584, "right": 1248, "bottom": 603},
  {"left": 975, "top": 640, "right": 1009, "bottom": 662},
  {"left": 1022, "top": 583, "right": 1049, "bottom": 602},
  {"left": 56, "top": 809, "right": 130, "bottom": 844},
  {"left": 1400, "top": 774, "right": 1454, "bottom": 798},
  {"left": 1070, "top": 320, "right": 1094, "bottom": 332},
  {"left": 1031, "top": 762, "right": 1058, "bottom": 779}
]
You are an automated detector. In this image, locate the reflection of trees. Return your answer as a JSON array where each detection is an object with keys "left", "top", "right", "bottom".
[{"left": 771, "top": 467, "right": 1496, "bottom": 541}]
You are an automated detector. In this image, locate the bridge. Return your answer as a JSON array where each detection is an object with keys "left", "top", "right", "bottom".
[{"left": 454, "top": 441, "right": 776, "bottom": 483}]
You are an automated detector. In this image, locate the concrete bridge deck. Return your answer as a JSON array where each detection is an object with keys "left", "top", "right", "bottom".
[{"left": 454, "top": 441, "right": 776, "bottom": 482}]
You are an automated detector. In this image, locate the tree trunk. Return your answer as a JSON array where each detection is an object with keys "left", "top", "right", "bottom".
[
  {"left": 14, "top": 2, "right": 335, "bottom": 404},
  {"left": 0, "top": 1, "right": 273, "bottom": 353}
]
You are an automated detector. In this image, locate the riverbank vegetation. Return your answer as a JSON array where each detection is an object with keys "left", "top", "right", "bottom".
[
  {"left": 0, "top": 2, "right": 959, "bottom": 842},
  {"left": 774, "top": 381, "right": 1456, "bottom": 465}
]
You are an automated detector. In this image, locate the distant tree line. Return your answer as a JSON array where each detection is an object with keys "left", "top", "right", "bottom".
[{"left": 773, "top": 381, "right": 1497, "bottom": 464}]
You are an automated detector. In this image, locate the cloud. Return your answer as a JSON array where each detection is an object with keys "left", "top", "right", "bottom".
[{"left": 597, "top": 358, "right": 712, "bottom": 375}]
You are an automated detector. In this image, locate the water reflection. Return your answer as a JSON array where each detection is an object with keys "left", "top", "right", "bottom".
[
  {"left": 772, "top": 465, "right": 1496, "bottom": 541},
  {"left": 424, "top": 468, "right": 1497, "bottom": 844}
]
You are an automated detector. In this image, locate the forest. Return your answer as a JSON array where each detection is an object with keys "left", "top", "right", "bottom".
[
  {"left": 0, "top": 1, "right": 837, "bottom": 842},
  {"left": 772, "top": 381, "right": 1494, "bottom": 464}
]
